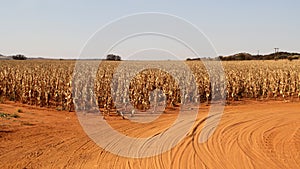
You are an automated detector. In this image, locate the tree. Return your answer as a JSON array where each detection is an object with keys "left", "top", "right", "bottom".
[
  {"left": 106, "top": 54, "right": 121, "bottom": 61},
  {"left": 12, "top": 54, "right": 27, "bottom": 60}
]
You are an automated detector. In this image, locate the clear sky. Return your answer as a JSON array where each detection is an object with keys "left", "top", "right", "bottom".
[{"left": 0, "top": 0, "right": 299, "bottom": 59}]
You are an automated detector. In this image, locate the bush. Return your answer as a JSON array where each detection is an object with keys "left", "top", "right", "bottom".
[{"left": 288, "top": 55, "right": 299, "bottom": 61}]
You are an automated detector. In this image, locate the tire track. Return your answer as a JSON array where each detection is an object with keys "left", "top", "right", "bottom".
[{"left": 0, "top": 101, "right": 299, "bottom": 168}]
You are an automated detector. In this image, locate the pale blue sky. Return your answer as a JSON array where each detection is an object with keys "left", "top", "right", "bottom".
[{"left": 0, "top": 0, "right": 299, "bottom": 59}]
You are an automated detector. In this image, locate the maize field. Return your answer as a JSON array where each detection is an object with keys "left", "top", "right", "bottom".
[{"left": 0, "top": 60, "right": 299, "bottom": 112}]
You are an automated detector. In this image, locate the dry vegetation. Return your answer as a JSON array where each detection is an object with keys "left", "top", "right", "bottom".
[
  {"left": 0, "top": 60, "right": 300, "bottom": 169},
  {"left": 0, "top": 60, "right": 299, "bottom": 112}
]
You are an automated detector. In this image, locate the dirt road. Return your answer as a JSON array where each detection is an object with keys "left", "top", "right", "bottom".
[{"left": 0, "top": 101, "right": 299, "bottom": 168}]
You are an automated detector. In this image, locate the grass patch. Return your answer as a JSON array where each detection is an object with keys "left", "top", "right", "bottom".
[
  {"left": 11, "top": 113, "right": 20, "bottom": 118},
  {"left": 0, "top": 112, "right": 20, "bottom": 119},
  {"left": 0, "top": 112, "right": 8, "bottom": 118},
  {"left": 21, "top": 121, "right": 34, "bottom": 126}
]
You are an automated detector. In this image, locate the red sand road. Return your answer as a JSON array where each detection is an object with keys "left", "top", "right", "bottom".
[{"left": 0, "top": 101, "right": 299, "bottom": 169}]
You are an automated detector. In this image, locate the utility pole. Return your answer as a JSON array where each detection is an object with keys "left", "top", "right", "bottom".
[{"left": 274, "top": 48, "right": 279, "bottom": 60}]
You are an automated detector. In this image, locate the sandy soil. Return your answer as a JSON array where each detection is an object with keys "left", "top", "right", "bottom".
[{"left": 0, "top": 100, "right": 299, "bottom": 169}]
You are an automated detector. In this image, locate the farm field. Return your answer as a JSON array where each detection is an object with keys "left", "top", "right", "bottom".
[
  {"left": 0, "top": 60, "right": 300, "bottom": 168},
  {"left": 0, "top": 60, "right": 299, "bottom": 111}
]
